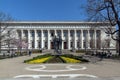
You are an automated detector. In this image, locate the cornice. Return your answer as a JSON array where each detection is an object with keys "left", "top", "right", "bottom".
[{"left": 0, "top": 21, "right": 111, "bottom": 26}]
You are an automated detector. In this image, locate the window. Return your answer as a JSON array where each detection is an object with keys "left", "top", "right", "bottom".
[
  {"left": 32, "top": 41, "right": 34, "bottom": 48},
  {"left": 90, "top": 31, "right": 94, "bottom": 38},
  {"left": 44, "top": 31, "right": 48, "bottom": 37},
  {"left": 70, "top": 31, "right": 74, "bottom": 37},
  {"left": 17, "top": 30, "right": 21, "bottom": 38},
  {"left": 83, "top": 31, "right": 87, "bottom": 38},
  {"left": 24, "top": 31, "right": 27, "bottom": 37},
  {"left": 97, "top": 30, "right": 100, "bottom": 38},
  {"left": 77, "top": 31, "right": 80, "bottom": 37},
  {"left": 45, "top": 42, "right": 47, "bottom": 49},
  {"left": 77, "top": 42, "right": 80, "bottom": 48},
  {"left": 18, "top": 32, "right": 21, "bottom": 38},
  {"left": 37, "top": 31, "right": 41, "bottom": 37},
  {"left": 31, "top": 31, "right": 34, "bottom": 37},
  {"left": 57, "top": 31, "right": 61, "bottom": 36},
  {"left": 64, "top": 31, "right": 67, "bottom": 37},
  {"left": 51, "top": 32, "right": 54, "bottom": 37},
  {"left": 38, "top": 40, "right": 41, "bottom": 48},
  {"left": 83, "top": 41, "right": 86, "bottom": 48},
  {"left": 71, "top": 42, "right": 73, "bottom": 48}
]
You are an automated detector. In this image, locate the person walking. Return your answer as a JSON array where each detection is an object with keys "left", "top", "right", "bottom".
[{"left": 29, "top": 50, "right": 32, "bottom": 56}]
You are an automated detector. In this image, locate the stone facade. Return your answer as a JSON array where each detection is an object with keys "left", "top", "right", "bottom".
[{"left": 1, "top": 21, "right": 116, "bottom": 50}]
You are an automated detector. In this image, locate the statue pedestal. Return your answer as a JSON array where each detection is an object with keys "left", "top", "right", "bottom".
[{"left": 51, "top": 54, "right": 62, "bottom": 57}]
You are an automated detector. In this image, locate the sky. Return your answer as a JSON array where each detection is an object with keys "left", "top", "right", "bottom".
[{"left": 0, "top": 0, "right": 87, "bottom": 21}]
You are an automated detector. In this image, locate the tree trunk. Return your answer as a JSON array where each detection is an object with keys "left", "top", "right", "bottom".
[{"left": 118, "top": 30, "right": 120, "bottom": 56}]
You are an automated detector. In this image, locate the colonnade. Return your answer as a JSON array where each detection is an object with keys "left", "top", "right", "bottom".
[{"left": 18, "top": 29, "right": 100, "bottom": 50}]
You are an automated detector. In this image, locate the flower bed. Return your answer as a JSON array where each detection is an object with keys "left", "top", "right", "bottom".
[
  {"left": 61, "top": 56, "right": 81, "bottom": 63},
  {"left": 24, "top": 54, "right": 89, "bottom": 64},
  {"left": 24, "top": 54, "right": 52, "bottom": 64},
  {"left": 27, "top": 56, "right": 53, "bottom": 64}
]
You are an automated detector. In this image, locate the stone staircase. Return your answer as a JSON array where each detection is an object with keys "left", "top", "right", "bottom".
[
  {"left": 42, "top": 50, "right": 54, "bottom": 54},
  {"left": 42, "top": 49, "right": 72, "bottom": 54}
]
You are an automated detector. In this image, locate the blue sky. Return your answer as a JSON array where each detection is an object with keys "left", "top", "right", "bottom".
[{"left": 0, "top": 0, "right": 87, "bottom": 21}]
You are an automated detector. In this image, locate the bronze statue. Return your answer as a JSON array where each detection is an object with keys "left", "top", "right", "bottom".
[{"left": 53, "top": 35, "right": 62, "bottom": 54}]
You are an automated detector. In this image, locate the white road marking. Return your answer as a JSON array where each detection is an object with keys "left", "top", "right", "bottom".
[
  {"left": 14, "top": 74, "right": 98, "bottom": 79},
  {"left": 25, "top": 64, "right": 87, "bottom": 72},
  {"left": 14, "top": 64, "right": 98, "bottom": 79},
  {"left": 67, "top": 65, "right": 87, "bottom": 70}
]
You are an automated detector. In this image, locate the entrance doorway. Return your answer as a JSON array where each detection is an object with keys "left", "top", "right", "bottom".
[
  {"left": 45, "top": 42, "right": 48, "bottom": 49},
  {"left": 51, "top": 42, "right": 54, "bottom": 49},
  {"left": 64, "top": 42, "right": 67, "bottom": 49}
]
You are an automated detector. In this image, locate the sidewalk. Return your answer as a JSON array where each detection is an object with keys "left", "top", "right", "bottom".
[{"left": 0, "top": 53, "right": 120, "bottom": 79}]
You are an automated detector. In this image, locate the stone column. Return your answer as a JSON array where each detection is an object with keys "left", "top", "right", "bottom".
[
  {"left": 94, "top": 29, "right": 96, "bottom": 48},
  {"left": 74, "top": 29, "right": 77, "bottom": 49},
  {"left": 34, "top": 29, "right": 37, "bottom": 49},
  {"left": 79, "top": 30, "right": 81, "bottom": 49},
  {"left": 61, "top": 29, "right": 64, "bottom": 49},
  {"left": 68, "top": 29, "right": 70, "bottom": 49},
  {"left": 21, "top": 29, "right": 24, "bottom": 39},
  {"left": 41, "top": 30, "right": 44, "bottom": 49},
  {"left": 47, "top": 29, "right": 50, "bottom": 49},
  {"left": 88, "top": 30, "right": 90, "bottom": 49},
  {"left": 99, "top": 30, "right": 101, "bottom": 49},
  {"left": 28, "top": 30, "right": 31, "bottom": 49},
  {"left": 21, "top": 30, "right": 24, "bottom": 49},
  {"left": 81, "top": 30, "right": 83, "bottom": 49}
]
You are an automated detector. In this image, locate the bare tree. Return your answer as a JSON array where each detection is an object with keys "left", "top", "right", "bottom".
[
  {"left": 101, "top": 36, "right": 111, "bottom": 53},
  {"left": 0, "top": 12, "right": 14, "bottom": 54},
  {"left": 4, "top": 30, "right": 16, "bottom": 53},
  {"left": 85, "top": 0, "right": 120, "bottom": 55},
  {"left": 90, "top": 38, "right": 95, "bottom": 49},
  {"left": 13, "top": 38, "right": 28, "bottom": 55}
]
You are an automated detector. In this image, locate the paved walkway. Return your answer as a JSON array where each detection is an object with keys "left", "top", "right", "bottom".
[{"left": 0, "top": 53, "right": 120, "bottom": 80}]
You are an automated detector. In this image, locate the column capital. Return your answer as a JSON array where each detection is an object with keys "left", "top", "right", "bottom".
[
  {"left": 27, "top": 29, "right": 30, "bottom": 31},
  {"left": 74, "top": 29, "right": 76, "bottom": 31},
  {"left": 68, "top": 29, "right": 70, "bottom": 30},
  {"left": 41, "top": 29, "right": 43, "bottom": 32},
  {"left": 34, "top": 29, "right": 37, "bottom": 33},
  {"left": 68, "top": 29, "right": 70, "bottom": 31},
  {"left": 81, "top": 29, "right": 83, "bottom": 32},
  {"left": 21, "top": 29, "right": 24, "bottom": 31}
]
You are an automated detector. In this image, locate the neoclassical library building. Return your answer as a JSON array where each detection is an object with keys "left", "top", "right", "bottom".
[{"left": 2, "top": 21, "right": 116, "bottom": 50}]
